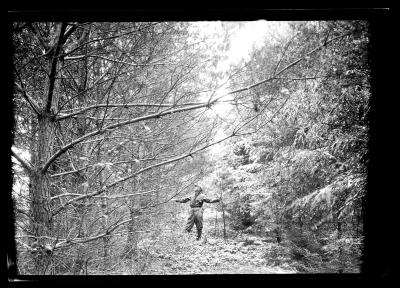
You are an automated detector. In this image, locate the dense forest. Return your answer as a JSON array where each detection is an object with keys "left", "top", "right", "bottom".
[{"left": 10, "top": 20, "right": 372, "bottom": 275}]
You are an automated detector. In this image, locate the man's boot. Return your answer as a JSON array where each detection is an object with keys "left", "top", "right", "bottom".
[{"left": 196, "top": 229, "right": 202, "bottom": 241}]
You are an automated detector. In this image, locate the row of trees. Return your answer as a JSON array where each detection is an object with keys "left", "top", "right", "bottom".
[
  {"left": 206, "top": 21, "right": 369, "bottom": 273},
  {"left": 11, "top": 22, "right": 229, "bottom": 274}
]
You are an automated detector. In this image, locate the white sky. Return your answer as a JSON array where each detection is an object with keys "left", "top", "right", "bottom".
[
  {"left": 196, "top": 21, "right": 291, "bottom": 158},
  {"left": 220, "top": 21, "right": 290, "bottom": 70},
  {"left": 192, "top": 20, "right": 290, "bottom": 69},
  {"left": 196, "top": 21, "right": 290, "bottom": 114}
]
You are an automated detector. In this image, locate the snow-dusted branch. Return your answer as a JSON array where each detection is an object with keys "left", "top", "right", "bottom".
[
  {"left": 42, "top": 31, "right": 350, "bottom": 176},
  {"left": 41, "top": 100, "right": 219, "bottom": 174},
  {"left": 14, "top": 82, "right": 41, "bottom": 116},
  {"left": 64, "top": 54, "right": 167, "bottom": 67},
  {"left": 223, "top": 32, "right": 351, "bottom": 97},
  {"left": 51, "top": 132, "right": 235, "bottom": 215},
  {"left": 56, "top": 103, "right": 172, "bottom": 121},
  {"left": 11, "top": 148, "right": 33, "bottom": 174},
  {"left": 61, "top": 23, "right": 160, "bottom": 58},
  {"left": 49, "top": 155, "right": 163, "bottom": 178},
  {"left": 50, "top": 189, "right": 158, "bottom": 201},
  {"left": 55, "top": 101, "right": 203, "bottom": 121}
]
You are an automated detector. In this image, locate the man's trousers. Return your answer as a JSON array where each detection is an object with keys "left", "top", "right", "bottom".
[{"left": 185, "top": 207, "right": 203, "bottom": 240}]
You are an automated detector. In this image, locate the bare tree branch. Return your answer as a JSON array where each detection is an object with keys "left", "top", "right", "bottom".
[
  {"left": 274, "top": 76, "right": 327, "bottom": 81},
  {"left": 51, "top": 132, "right": 235, "bottom": 215},
  {"left": 64, "top": 54, "right": 167, "bottom": 67},
  {"left": 48, "top": 37, "right": 336, "bottom": 176},
  {"left": 49, "top": 164, "right": 92, "bottom": 178},
  {"left": 49, "top": 152, "right": 183, "bottom": 178},
  {"left": 60, "top": 22, "right": 160, "bottom": 58},
  {"left": 43, "top": 27, "right": 350, "bottom": 187},
  {"left": 272, "top": 31, "right": 298, "bottom": 75},
  {"left": 60, "top": 23, "right": 78, "bottom": 45},
  {"left": 11, "top": 148, "right": 33, "bottom": 174},
  {"left": 224, "top": 32, "right": 351, "bottom": 97},
  {"left": 41, "top": 100, "right": 219, "bottom": 174},
  {"left": 14, "top": 82, "right": 41, "bottom": 116},
  {"left": 27, "top": 23, "right": 49, "bottom": 52},
  {"left": 51, "top": 176, "right": 198, "bottom": 249},
  {"left": 55, "top": 102, "right": 203, "bottom": 121},
  {"left": 93, "top": 189, "right": 159, "bottom": 199}
]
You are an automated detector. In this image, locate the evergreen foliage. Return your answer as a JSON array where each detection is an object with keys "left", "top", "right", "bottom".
[{"left": 10, "top": 20, "right": 369, "bottom": 275}]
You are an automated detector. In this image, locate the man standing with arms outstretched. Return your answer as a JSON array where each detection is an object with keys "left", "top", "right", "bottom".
[{"left": 175, "top": 185, "right": 220, "bottom": 240}]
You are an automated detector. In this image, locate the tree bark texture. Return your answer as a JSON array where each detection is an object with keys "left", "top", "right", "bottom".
[
  {"left": 28, "top": 22, "right": 66, "bottom": 274},
  {"left": 30, "top": 114, "right": 56, "bottom": 274}
]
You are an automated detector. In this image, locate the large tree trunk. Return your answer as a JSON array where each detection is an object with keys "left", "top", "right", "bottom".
[
  {"left": 30, "top": 114, "right": 56, "bottom": 274},
  {"left": 29, "top": 23, "right": 66, "bottom": 274}
]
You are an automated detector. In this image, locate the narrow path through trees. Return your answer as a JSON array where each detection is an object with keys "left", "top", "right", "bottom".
[{"left": 115, "top": 228, "right": 297, "bottom": 275}]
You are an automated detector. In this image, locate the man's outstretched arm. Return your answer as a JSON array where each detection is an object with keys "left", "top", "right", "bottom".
[
  {"left": 203, "top": 197, "right": 220, "bottom": 204},
  {"left": 175, "top": 197, "right": 190, "bottom": 203}
]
